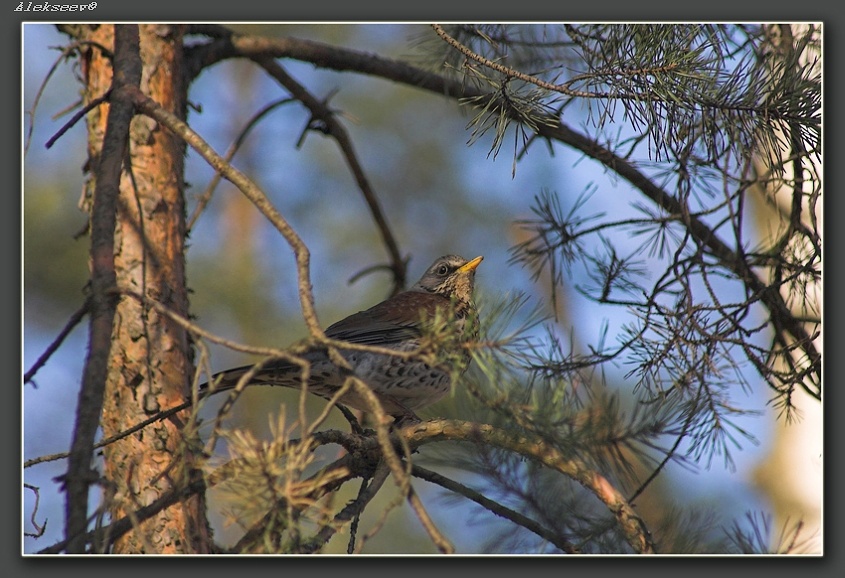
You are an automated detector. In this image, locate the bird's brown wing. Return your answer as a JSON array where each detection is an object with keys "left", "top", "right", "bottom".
[
  {"left": 202, "top": 291, "right": 452, "bottom": 394},
  {"left": 324, "top": 290, "right": 450, "bottom": 347}
]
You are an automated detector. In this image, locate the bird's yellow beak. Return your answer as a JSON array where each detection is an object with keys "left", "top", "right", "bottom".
[{"left": 458, "top": 255, "right": 484, "bottom": 273}]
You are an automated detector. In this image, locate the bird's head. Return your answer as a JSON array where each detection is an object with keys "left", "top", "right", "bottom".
[{"left": 410, "top": 254, "right": 483, "bottom": 304}]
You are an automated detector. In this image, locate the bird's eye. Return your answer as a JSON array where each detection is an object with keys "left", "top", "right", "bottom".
[{"left": 437, "top": 264, "right": 449, "bottom": 276}]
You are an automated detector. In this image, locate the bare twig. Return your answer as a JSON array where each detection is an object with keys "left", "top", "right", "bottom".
[
  {"left": 26, "top": 38, "right": 113, "bottom": 154},
  {"left": 24, "top": 401, "right": 189, "bottom": 469},
  {"left": 252, "top": 57, "right": 407, "bottom": 294},
  {"left": 298, "top": 459, "right": 391, "bottom": 553},
  {"left": 405, "top": 482, "right": 454, "bottom": 553},
  {"left": 186, "top": 97, "right": 295, "bottom": 232},
  {"left": 24, "top": 484, "right": 47, "bottom": 538},
  {"left": 348, "top": 378, "right": 454, "bottom": 553},
  {"left": 347, "top": 460, "right": 402, "bottom": 553},
  {"left": 411, "top": 464, "right": 579, "bottom": 553},
  {"left": 24, "top": 299, "right": 90, "bottom": 386},
  {"left": 626, "top": 384, "right": 698, "bottom": 505},
  {"left": 124, "top": 85, "right": 325, "bottom": 339},
  {"left": 64, "top": 25, "right": 141, "bottom": 554},
  {"left": 45, "top": 91, "right": 112, "bottom": 149},
  {"left": 39, "top": 470, "right": 208, "bottom": 554},
  {"left": 26, "top": 42, "right": 89, "bottom": 154}
]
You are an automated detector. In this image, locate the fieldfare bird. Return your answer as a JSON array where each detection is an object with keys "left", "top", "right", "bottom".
[{"left": 203, "top": 254, "right": 483, "bottom": 424}]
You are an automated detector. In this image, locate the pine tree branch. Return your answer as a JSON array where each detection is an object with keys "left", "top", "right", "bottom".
[
  {"left": 402, "top": 419, "right": 655, "bottom": 553},
  {"left": 180, "top": 27, "right": 819, "bottom": 398},
  {"left": 431, "top": 24, "right": 599, "bottom": 99},
  {"left": 38, "top": 400, "right": 655, "bottom": 554}
]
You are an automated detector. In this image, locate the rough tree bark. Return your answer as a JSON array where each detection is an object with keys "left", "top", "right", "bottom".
[{"left": 64, "top": 23, "right": 212, "bottom": 554}]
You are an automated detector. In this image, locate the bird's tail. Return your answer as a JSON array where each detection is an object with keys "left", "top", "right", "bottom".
[{"left": 199, "top": 359, "right": 304, "bottom": 398}]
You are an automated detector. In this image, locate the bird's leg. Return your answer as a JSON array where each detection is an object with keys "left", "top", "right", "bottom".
[
  {"left": 389, "top": 408, "right": 422, "bottom": 429},
  {"left": 334, "top": 404, "right": 366, "bottom": 435}
]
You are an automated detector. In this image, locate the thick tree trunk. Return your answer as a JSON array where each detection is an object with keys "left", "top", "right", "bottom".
[{"left": 69, "top": 23, "right": 212, "bottom": 554}]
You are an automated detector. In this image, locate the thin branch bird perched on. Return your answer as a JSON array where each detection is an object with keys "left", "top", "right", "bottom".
[{"left": 202, "top": 255, "right": 483, "bottom": 425}]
